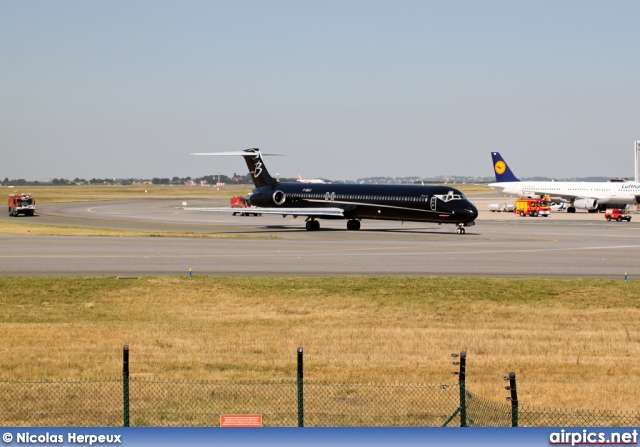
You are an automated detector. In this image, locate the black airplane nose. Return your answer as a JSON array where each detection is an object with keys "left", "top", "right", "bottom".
[{"left": 463, "top": 202, "right": 479, "bottom": 221}]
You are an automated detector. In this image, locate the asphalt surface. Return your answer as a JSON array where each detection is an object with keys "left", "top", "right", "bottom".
[{"left": 1, "top": 195, "right": 639, "bottom": 278}]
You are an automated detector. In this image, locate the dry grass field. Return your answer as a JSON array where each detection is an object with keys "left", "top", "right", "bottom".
[
  {"left": 1, "top": 276, "right": 638, "bottom": 412},
  {"left": 5, "top": 184, "right": 253, "bottom": 203},
  {"left": 4, "top": 183, "right": 490, "bottom": 204}
]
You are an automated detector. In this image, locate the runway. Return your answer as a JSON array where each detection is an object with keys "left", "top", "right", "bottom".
[{"left": 1, "top": 196, "right": 639, "bottom": 278}]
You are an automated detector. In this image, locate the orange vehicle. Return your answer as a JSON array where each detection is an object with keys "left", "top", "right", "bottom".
[
  {"left": 230, "top": 196, "right": 261, "bottom": 217},
  {"left": 604, "top": 208, "right": 631, "bottom": 222},
  {"left": 230, "top": 196, "right": 248, "bottom": 209},
  {"left": 515, "top": 198, "right": 550, "bottom": 217},
  {"left": 8, "top": 193, "right": 35, "bottom": 216}
]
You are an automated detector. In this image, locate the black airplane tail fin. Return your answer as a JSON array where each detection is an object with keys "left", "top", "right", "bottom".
[
  {"left": 490, "top": 152, "right": 520, "bottom": 182},
  {"left": 237, "top": 148, "right": 278, "bottom": 187},
  {"left": 191, "top": 148, "right": 280, "bottom": 188}
]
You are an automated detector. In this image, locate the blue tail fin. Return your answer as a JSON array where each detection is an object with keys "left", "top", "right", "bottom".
[{"left": 491, "top": 152, "right": 520, "bottom": 182}]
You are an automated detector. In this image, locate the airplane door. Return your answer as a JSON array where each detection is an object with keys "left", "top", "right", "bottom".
[{"left": 430, "top": 196, "right": 437, "bottom": 210}]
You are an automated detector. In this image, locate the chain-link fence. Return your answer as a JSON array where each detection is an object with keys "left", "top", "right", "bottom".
[
  {"left": 1, "top": 348, "right": 638, "bottom": 427},
  {"left": 0, "top": 379, "right": 122, "bottom": 426},
  {"left": 1, "top": 379, "right": 639, "bottom": 427}
]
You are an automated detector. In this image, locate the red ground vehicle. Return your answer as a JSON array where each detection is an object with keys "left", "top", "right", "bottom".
[
  {"left": 8, "top": 193, "right": 35, "bottom": 216},
  {"left": 604, "top": 208, "right": 631, "bottom": 222},
  {"left": 515, "top": 198, "right": 550, "bottom": 217},
  {"left": 230, "top": 196, "right": 261, "bottom": 216}
]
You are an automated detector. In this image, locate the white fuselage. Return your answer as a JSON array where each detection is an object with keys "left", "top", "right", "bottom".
[{"left": 489, "top": 181, "right": 640, "bottom": 205}]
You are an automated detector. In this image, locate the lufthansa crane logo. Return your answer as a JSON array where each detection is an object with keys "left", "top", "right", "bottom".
[{"left": 495, "top": 161, "right": 506, "bottom": 175}]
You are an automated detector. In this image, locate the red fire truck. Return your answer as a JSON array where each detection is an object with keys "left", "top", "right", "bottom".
[
  {"left": 515, "top": 198, "right": 550, "bottom": 217},
  {"left": 8, "top": 193, "right": 36, "bottom": 216}
]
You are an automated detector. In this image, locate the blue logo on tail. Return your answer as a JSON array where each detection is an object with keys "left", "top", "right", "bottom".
[{"left": 491, "top": 152, "right": 520, "bottom": 182}]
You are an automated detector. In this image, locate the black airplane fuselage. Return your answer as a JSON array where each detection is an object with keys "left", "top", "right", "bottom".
[
  {"left": 248, "top": 182, "right": 478, "bottom": 224},
  {"left": 190, "top": 148, "right": 479, "bottom": 233}
]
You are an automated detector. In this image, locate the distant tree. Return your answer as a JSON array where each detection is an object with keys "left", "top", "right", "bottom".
[
  {"left": 198, "top": 175, "right": 216, "bottom": 184},
  {"left": 236, "top": 173, "right": 253, "bottom": 184}
]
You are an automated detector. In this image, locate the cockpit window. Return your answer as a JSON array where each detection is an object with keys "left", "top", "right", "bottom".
[{"left": 435, "top": 192, "right": 466, "bottom": 202}]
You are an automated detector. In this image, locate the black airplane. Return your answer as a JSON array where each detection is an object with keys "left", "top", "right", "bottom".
[{"left": 187, "top": 148, "right": 478, "bottom": 234}]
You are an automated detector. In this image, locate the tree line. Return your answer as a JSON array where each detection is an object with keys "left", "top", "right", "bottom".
[{"left": 1, "top": 173, "right": 300, "bottom": 186}]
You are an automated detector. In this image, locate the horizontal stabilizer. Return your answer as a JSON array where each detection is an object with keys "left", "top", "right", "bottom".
[
  {"left": 190, "top": 148, "right": 282, "bottom": 188},
  {"left": 191, "top": 151, "right": 283, "bottom": 156}
]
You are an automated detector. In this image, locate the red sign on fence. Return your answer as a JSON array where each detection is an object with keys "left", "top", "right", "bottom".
[{"left": 220, "top": 414, "right": 262, "bottom": 427}]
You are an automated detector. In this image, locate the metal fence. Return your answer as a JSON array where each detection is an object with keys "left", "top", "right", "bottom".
[{"left": 1, "top": 348, "right": 638, "bottom": 427}]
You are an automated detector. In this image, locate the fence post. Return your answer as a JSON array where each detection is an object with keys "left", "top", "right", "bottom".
[
  {"left": 504, "top": 372, "right": 518, "bottom": 427},
  {"left": 123, "top": 345, "right": 130, "bottom": 427},
  {"left": 297, "top": 347, "right": 304, "bottom": 427},
  {"left": 442, "top": 351, "right": 468, "bottom": 427},
  {"left": 459, "top": 351, "right": 467, "bottom": 427}
]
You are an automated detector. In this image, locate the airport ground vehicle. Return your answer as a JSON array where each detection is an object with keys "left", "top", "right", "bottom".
[
  {"left": 488, "top": 203, "right": 515, "bottom": 212},
  {"left": 8, "top": 193, "right": 35, "bottom": 216},
  {"left": 230, "top": 196, "right": 261, "bottom": 216},
  {"left": 604, "top": 208, "right": 631, "bottom": 222},
  {"left": 515, "top": 198, "right": 550, "bottom": 217}
]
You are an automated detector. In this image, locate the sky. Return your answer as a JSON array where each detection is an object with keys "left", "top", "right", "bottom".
[{"left": 2, "top": 1, "right": 640, "bottom": 181}]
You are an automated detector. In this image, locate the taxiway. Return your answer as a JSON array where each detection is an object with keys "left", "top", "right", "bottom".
[{"left": 0, "top": 196, "right": 638, "bottom": 278}]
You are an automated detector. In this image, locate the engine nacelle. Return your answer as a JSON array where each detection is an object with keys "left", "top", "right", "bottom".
[
  {"left": 272, "top": 190, "right": 286, "bottom": 206},
  {"left": 573, "top": 198, "right": 598, "bottom": 210}
]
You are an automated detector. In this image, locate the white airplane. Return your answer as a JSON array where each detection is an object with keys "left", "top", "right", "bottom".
[
  {"left": 296, "top": 174, "right": 325, "bottom": 184},
  {"left": 489, "top": 152, "right": 640, "bottom": 213}
]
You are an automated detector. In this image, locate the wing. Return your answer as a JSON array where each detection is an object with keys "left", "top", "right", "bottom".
[
  {"left": 533, "top": 191, "right": 613, "bottom": 202},
  {"left": 181, "top": 206, "right": 345, "bottom": 217},
  {"left": 516, "top": 188, "right": 591, "bottom": 202}
]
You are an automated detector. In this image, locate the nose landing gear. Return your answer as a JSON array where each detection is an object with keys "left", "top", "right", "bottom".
[{"left": 456, "top": 223, "right": 466, "bottom": 235}]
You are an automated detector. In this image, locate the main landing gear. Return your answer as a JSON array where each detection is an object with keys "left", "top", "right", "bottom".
[
  {"left": 305, "top": 219, "right": 361, "bottom": 231},
  {"left": 346, "top": 219, "right": 361, "bottom": 231},
  {"left": 305, "top": 219, "right": 320, "bottom": 231}
]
